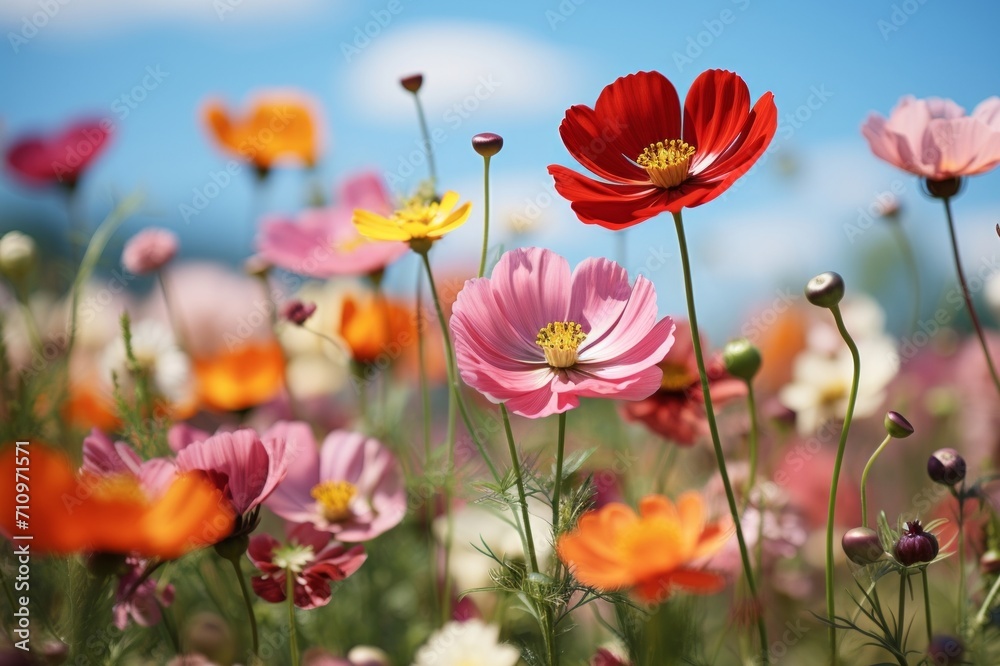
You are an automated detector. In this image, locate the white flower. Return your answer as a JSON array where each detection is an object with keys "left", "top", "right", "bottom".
[
  {"left": 779, "top": 296, "right": 898, "bottom": 435},
  {"left": 101, "top": 319, "right": 193, "bottom": 404},
  {"left": 411, "top": 620, "right": 520, "bottom": 666}
]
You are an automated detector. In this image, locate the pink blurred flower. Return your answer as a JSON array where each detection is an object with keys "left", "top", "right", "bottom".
[
  {"left": 5, "top": 118, "right": 111, "bottom": 188},
  {"left": 861, "top": 95, "right": 1000, "bottom": 180},
  {"left": 122, "top": 228, "right": 179, "bottom": 275},
  {"left": 263, "top": 421, "right": 405, "bottom": 542},
  {"left": 247, "top": 523, "right": 366, "bottom": 609},
  {"left": 113, "top": 557, "right": 175, "bottom": 630},
  {"left": 82, "top": 428, "right": 178, "bottom": 497},
  {"left": 450, "top": 247, "right": 675, "bottom": 419},
  {"left": 620, "top": 320, "right": 745, "bottom": 445},
  {"left": 257, "top": 172, "right": 407, "bottom": 278},
  {"left": 175, "top": 429, "right": 293, "bottom": 537}
]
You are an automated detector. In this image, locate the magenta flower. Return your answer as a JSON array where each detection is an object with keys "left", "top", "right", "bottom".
[
  {"left": 257, "top": 172, "right": 408, "bottom": 278},
  {"left": 247, "top": 523, "right": 366, "bottom": 609},
  {"left": 113, "top": 557, "right": 175, "bottom": 630},
  {"left": 861, "top": 95, "right": 1000, "bottom": 180},
  {"left": 450, "top": 247, "right": 675, "bottom": 419},
  {"left": 122, "top": 228, "right": 179, "bottom": 275},
  {"left": 4, "top": 118, "right": 111, "bottom": 188},
  {"left": 263, "top": 421, "right": 405, "bottom": 542},
  {"left": 175, "top": 429, "right": 293, "bottom": 537},
  {"left": 82, "top": 428, "right": 178, "bottom": 497}
]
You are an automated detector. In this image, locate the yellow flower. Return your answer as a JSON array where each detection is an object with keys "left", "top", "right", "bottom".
[{"left": 352, "top": 191, "right": 471, "bottom": 248}]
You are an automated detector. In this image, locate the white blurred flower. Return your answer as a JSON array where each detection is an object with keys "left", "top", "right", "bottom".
[
  {"left": 0, "top": 230, "right": 36, "bottom": 280},
  {"left": 101, "top": 318, "right": 193, "bottom": 404},
  {"left": 779, "top": 296, "right": 898, "bottom": 435},
  {"left": 411, "top": 620, "right": 519, "bottom": 666}
]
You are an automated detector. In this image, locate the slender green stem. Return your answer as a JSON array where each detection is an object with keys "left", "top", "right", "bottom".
[
  {"left": 478, "top": 155, "right": 492, "bottom": 278},
  {"left": 896, "top": 570, "right": 907, "bottom": 646},
  {"left": 942, "top": 196, "right": 1000, "bottom": 398},
  {"left": 226, "top": 555, "right": 259, "bottom": 657},
  {"left": 824, "top": 304, "right": 862, "bottom": 665},
  {"left": 417, "top": 267, "right": 432, "bottom": 462},
  {"left": 412, "top": 93, "right": 438, "bottom": 189},
  {"left": 157, "top": 272, "right": 191, "bottom": 353},
  {"left": 860, "top": 434, "right": 893, "bottom": 528},
  {"left": 671, "top": 212, "right": 768, "bottom": 663},
  {"left": 653, "top": 444, "right": 677, "bottom": 495},
  {"left": 286, "top": 569, "right": 299, "bottom": 666},
  {"left": 886, "top": 219, "right": 921, "bottom": 335},
  {"left": 974, "top": 566, "right": 1000, "bottom": 627},
  {"left": 921, "top": 567, "right": 932, "bottom": 644},
  {"left": 956, "top": 487, "right": 967, "bottom": 630},
  {"left": 501, "top": 405, "right": 540, "bottom": 572},
  {"left": 552, "top": 412, "right": 567, "bottom": 537},
  {"left": 14, "top": 292, "right": 44, "bottom": 358},
  {"left": 744, "top": 381, "right": 760, "bottom": 511}
]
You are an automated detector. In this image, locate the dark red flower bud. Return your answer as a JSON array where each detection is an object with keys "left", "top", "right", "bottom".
[
  {"left": 842, "top": 527, "right": 884, "bottom": 565},
  {"left": 472, "top": 132, "right": 504, "bottom": 158},
  {"left": 281, "top": 300, "right": 317, "bottom": 326},
  {"left": 400, "top": 74, "right": 423, "bottom": 93},
  {"left": 893, "top": 520, "right": 939, "bottom": 566},
  {"left": 805, "top": 271, "right": 845, "bottom": 308},
  {"left": 884, "top": 411, "right": 914, "bottom": 438},
  {"left": 927, "top": 448, "right": 966, "bottom": 486},
  {"left": 924, "top": 177, "right": 962, "bottom": 199}
]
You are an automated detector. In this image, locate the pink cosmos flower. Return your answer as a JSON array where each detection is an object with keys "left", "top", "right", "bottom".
[
  {"left": 450, "top": 247, "right": 675, "bottom": 419},
  {"left": 5, "top": 118, "right": 111, "bottom": 188},
  {"left": 175, "top": 429, "right": 293, "bottom": 537},
  {"left": 861, "top": 95, "right": 1000, "bottom": 180},
  {"left": 122, "top": 228, "right": 179, "bottom": 275},
  {"left": 82, "top": 428, "right": 178, "bottom": 497},
  {"left": 263, "top": 421, "right": 406, "bottom": 542},
  {"left": 113, "top": 557, "right": 175, "bottom": 630},
  {"left": 247, "top": 523, "right": 366, "bottom": 609},
  {"left": 257, "top": 172, "right": 408, "bottom": 278}
]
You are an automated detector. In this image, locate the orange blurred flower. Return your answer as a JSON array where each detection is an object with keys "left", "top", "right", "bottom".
[
  {"left": 339, "top": 294, "right": 415, "bottom": 366},
  {"left": 0, "top": 443, "right": 233, "bottom": 558},
  {"left": 203, "top": 92, "right": 321, "bottom": 172},
  {"left": 558, "top": 492, "right": 730, "bottom": 603},
  {"left": 62, "top": 384, "right": 120, "bottom": 431},
  {"left": 193, "top": 340, "right": 285, "bottom": 412}
]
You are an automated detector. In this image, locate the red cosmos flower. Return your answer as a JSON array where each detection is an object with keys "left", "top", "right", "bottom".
[
  {"left": 548, "top": 70, "right": 777, "bottom": 228},
  {"left": 5, "top": 119, "right": 111, "bottom": 188}
]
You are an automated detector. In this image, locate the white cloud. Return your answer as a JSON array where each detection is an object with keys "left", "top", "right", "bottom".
[{"left": 342, "top": 21, "right": 578, "bottom": 124}]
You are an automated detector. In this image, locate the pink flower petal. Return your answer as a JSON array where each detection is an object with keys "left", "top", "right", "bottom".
[{"left": 488, "top": 247, "right": 572, "bottom": 348}]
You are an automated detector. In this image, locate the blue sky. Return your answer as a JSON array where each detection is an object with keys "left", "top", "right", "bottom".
[{"left": 2, "top": 0, "right": 999, "bottom": 335}]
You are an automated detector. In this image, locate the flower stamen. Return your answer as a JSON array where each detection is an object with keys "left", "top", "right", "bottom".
[
  {"left": 310, "top": 480, "right": 357, "bottom": 522},
  {"left": 536, "top": 321, "right": 586, "bottom": 368},
  {"left": 636, "top": 139, "right": 696, "bottom": 189}
]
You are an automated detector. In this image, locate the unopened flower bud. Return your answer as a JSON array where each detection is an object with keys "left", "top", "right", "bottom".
[
  {"left": 281, "top": 300, "right": 316, "bottom": 326},
  {"left": 805, "top": 271, "right": 845, "bottom": 308},
  {"left": 722, "top": 338, "right": 761, "bottom": 381},
  {"left": 924, "top": 177, "right": 962, "bottom": 199},
  {"left": 842, "top": 527, "right": 884, "bottom": 565},
  {"left": 884, "top": 411, "right": 914, "bottom": 438},
  {"left": 894, "top": 520, "right": 939, "bottom": 566},
  {"left": 0, "top": 231, "right": 37, "bottom": 281},
  {"left": 927, "top": 448, "right": 966, "bottom": 486},
  {"left": 926, "top": 635, "right": 964, "bottom": 665},
  {"left": 122, "top": 228, "right": 178, "bottom": 275},
  {"left": 472, "top": 132, "right": 504, "bottom": 158},
  {"left": 400, "top": 73, "right": 423, "bottom": 93},
  {"left": 980, "top": 549, "right": 1000, "bottom": 575}
]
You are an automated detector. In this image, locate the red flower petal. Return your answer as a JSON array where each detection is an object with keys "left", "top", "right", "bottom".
[
  {"left": 593, "top": 71, "right": 682, "bottom": 160},
  {"left": 559, "top": 105, "right": 646, "bottom": 184},
  {"left": 693, "top": 93, "right": 778, "bottom": 183},
  {"left": 683, "top": 70, "right": 751, "bottom": 166}
]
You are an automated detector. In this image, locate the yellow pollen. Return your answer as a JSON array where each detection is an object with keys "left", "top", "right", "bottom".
[
  {"left": 636, "top": 139, "right": 696, "bottom": 189},
  {"left": 92, "top": 475, "right": 148, "bottom": 505},
  {"left": 310, "top": 480, "right": 357, "bottom": 522},
  {"left": 393, "top": 197, "right": 440, "bottom": 237},
  {"left": 536, "top": 321, "right": 586, "bottom": 368}
]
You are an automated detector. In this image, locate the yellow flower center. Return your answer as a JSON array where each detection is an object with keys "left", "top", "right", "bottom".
[
  {"left": 394, "top": 198, "right": 441, "bottom": 238},
  {"left": 818, "top": 378, "right": 848, "bottom": 407},
  {"left": 310, "top": 480, "right": 357, "bottom": 522},
  {"left": 636, "top": 139, "right": 696, "bottom": 189},
  {"left": 536, "top": 321, "right": 586, "bottom": 368},
  {"left": 659, "top": 361, "right": 696, "bottom": 391}
]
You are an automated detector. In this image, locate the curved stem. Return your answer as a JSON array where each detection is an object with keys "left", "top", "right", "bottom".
[
  {"left": 478, "top": 155, "right": 492, "bottom": 278},
  {"left": 921, "top": 567, "right": 932, "bottom": 644},
  {"left": 974, "top": 565, "right": 1000, "bottom": 627},
  {"left": 942, "top": 196, "right": 1000, "bottom": 397},
  {"left": 226, "top": 555, "right": 259, "bottom": 657},
  {"left": 501, "top": 405, "right": 539, "bottom": 573},
  {"left": 552, "top": 412, "right": 567, "bottom": 538},
  {"left": 286, "top": 569, "right": 299, "bottom": 666},
  {"left": 671, "top": 212, "right": 768, "bottom": 663},
  {"left": 860, "top": 434, "right": 893, "bottom": 528},
  {"left": 824, "top": 304, "right": 862, "bottom": 665},
  {"left": 743, "top": 380, "right": 760, "bottom": 511},
  {"left": 413, "top": 93, "right": 437, "bottom": 189}
]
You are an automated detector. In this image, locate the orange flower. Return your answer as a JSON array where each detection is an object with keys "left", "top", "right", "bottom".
[
  {"left": 62, "top": 384, "right": 120, "bottom": 431},
  {"left": 0, "top": 444, "right": 233, "bottom": 558},
  {"left": 339, "top": 294, "right": 415, "bottom": 365},
  {"left": 203, "top": 92, "right": 320, "bottom": 172},
  {"left": 193, "top": 340, "right": 285, "bottom": 412},
  {"left": 557, "top": 492, "right": 730, "bottom": 603}
]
